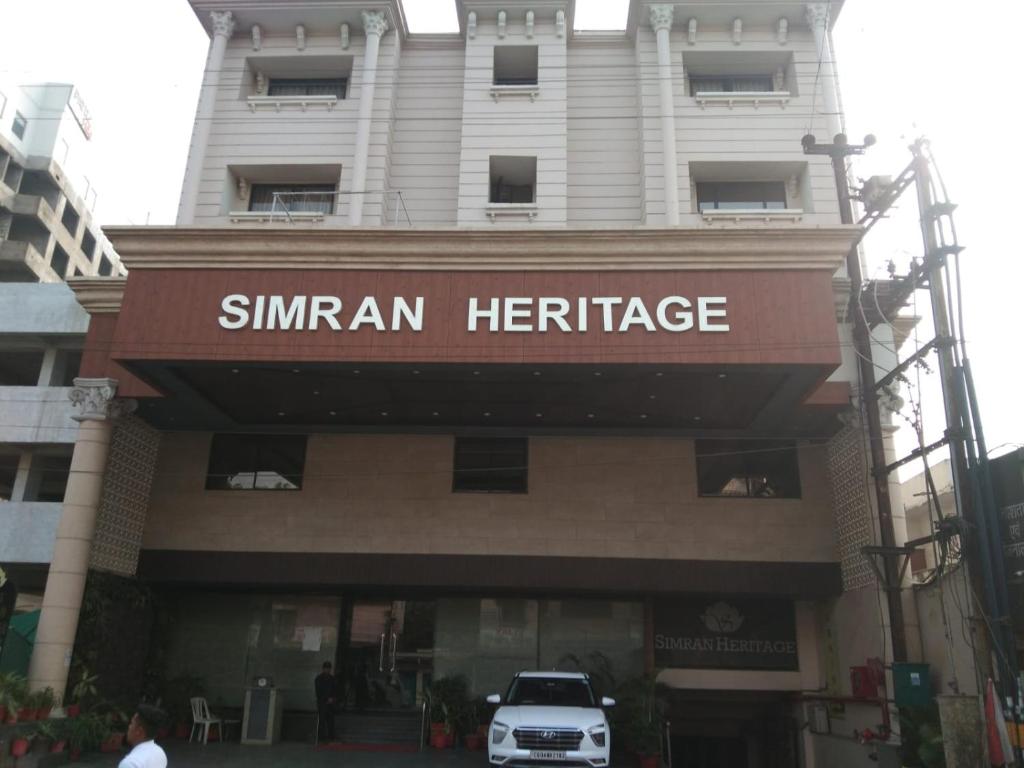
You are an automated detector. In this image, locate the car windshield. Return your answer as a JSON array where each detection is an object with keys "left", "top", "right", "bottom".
[{"left": 506, "top": 677, "right": 596, "bottom": 707}]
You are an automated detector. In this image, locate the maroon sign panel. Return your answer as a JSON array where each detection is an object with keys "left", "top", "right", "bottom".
[{"left": 103, "top": 268, "right": 840, "bottom": 370}]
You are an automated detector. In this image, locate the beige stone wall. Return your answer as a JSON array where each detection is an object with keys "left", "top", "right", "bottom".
[{"left": 142, "top": 433, "right": 837, "bottom": 562}]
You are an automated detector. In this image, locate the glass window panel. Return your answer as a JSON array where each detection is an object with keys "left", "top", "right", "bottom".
[
  {"left": 0, "top": 349, "right": 44, "bottom": 386},
  {"left": 163, "top": 592, "right": 340, "bottom": 709},
  {"left": 538, "top": 600, "right": 644, "bottom": 696},
  {"left": 249, "top": 184, "right": 335, "bottom": 214},
  {"left": 206, "top": 434, "right": 306, "bottom": 491},
  {"left": 453, "top": 438, "right": 528, "bottom": 493},
  {"left": 696, "top": 440, "right": 801, "bottom": 499},
  {"left": 695, "top": 182, "right": 787, "bottom": 211},
  {"left": 732, "top": 76, "right": 773, "bottom": 92},
  {"left": 0, "top": 453, "right": 19, "bottom": 501},
  {"left": 268, "top": 78, "right": 346, "bottom": 98},
  {"left": 24, "top": 454, "right": 72, "bottom": 502}
]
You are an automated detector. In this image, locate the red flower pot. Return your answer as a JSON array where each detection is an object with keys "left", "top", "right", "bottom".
[
  {"left": 51, "top": 739, "right": 68, "bottom": 753},
  {"left": 18, "top": 707, "right": 37, "bottom": 722},
  {"left": 11, "top": 738, "right": 31, "bottom": 758},
  {"left": 69, "top": 746, "right": 82, "bottom": 762},
  {"left": 36, "top": 706, "right": 52, "bottom": 720},
  {"left": 430, "top": 733, "right": 448, "bottom": 749},
  {"left": 430, "top": 722, "right": 447, "bottom": 736},
  {"left": 637, "top": 754, "right": 660, "bottom": 768},
  {"left": 101, "top": 732, "right": 126, "bottom": 753},
  {"left": 66, "top": 703, "right": 81, "bottom": 718}
]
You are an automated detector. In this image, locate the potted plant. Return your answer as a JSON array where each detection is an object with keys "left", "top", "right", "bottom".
[
  {"left": 0, "top": 672, "right": 28, "bottom": 722},
  {"left": 9, "top": 732, "right": 32, "bottom": 758},
  {"left": 613, "top": 674, "right": 668, "bottom": 768},
  {"left": 69, "top": 712, "right": 108, "bottom": 761},
  {"left": 426, "top": 675, "right": 469, "bottom": 749},
  {"left": 459, "top": 698, "right": 488, "bottom": 750},
  {"left": 66, "top": 667, "right": 99, "bottom": 718},
  {"left": 19, "top": 687, "right": 41, "bottom": 722},
  {"left": 35, "top": 718, "right": 70, "bottom": 753},
  {"left": 34, "top": 686, "right": 56, "bottom": 719}
]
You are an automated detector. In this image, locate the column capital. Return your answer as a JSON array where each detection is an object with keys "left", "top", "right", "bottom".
[
  {"left": 649, "top": 4, "right": 675, "bottom": 33},
  {"left": 804, "top": 3, "right": 829, "bottom": 29},
  {"left": 361, "top": 10, "right": 390, "bottom": 38},
  {"left": 210, "top": 10, "right": 235, "bottom": 38},
  {"left": 69, "top": 378, "right": 137, "bottom": 423}
]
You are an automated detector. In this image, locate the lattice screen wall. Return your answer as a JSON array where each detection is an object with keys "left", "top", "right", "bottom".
[
  {"left": 827, "top": 422, "right": 876, "bottom": 590},
  {"left": 89, "top": 415, "right": 161, "bottom": 576}
]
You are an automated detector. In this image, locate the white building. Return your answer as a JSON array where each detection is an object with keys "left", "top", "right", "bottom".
[
  {"left": 0, "top": 82, "right": 124, "bottom": 612},
  {"left": 16, "top": 2, "right": 946, "bottom": 766}
]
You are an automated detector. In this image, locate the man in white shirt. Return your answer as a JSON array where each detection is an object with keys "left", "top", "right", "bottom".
[{"left": 119, "top": 704, "right": 168, "bottom": 768}]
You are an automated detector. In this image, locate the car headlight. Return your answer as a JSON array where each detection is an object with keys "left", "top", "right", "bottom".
[
  {"left": 588, "top": 725, "right": 607, "bottom": 747},
  {"left": 492, "top": 721, "right": 510, "bottom": 744}
]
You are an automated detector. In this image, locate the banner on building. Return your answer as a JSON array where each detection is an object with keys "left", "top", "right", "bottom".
[{"left": 653, "top": 597, "right": 798, "bottom": 671}]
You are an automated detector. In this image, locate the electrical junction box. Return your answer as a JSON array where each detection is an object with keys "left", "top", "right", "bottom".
[
  {"left": 892, "top": 662, "right": 932, "bottom": 708},
  {"left": 850, "top": 666, "right": 878, "bottom": 698},
  {"left": 807, "top": 703, "right": 830, "bottom": 734}
]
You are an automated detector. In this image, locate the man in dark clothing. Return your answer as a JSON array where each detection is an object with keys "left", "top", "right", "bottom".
[{"left": 315, "top": 661, "right": 338, "bottom": 742}]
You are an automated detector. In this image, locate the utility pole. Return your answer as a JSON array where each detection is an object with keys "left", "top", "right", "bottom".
[{"left": 802, "top": 132, "right": 909, "bottom": 663}]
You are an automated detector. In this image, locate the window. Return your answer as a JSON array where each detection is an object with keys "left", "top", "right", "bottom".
[
  {"left": 51, "top": 348, "right": 82, "bottom": 387},
  {"left": 0, "top": 349, "right": 44, "bottom": 385},
  {"left": 689, "top": 75, "right": 774, "bottom": 94},
  {"left": 24, "top": 453, "right": 73, "bottom": 502},
  {"left": 61, "top": 202, "right": 80, "bottom": 237},
  {"left": 249, "top": 183, "right": 336, "bottom": 215},
  {"left": 489, "top": 156, "right": 536, "bottom": 204},
  {"left": 81, "top": 229, "right": 97, "bottom": 259},
  {"left": 696, "top": 181, "right": 787, "bottom": 212},
  {"left": 98, "top": 254, "right": 114, "bottom": 276},
  {"left": 493, "top": 46, "right": 538, "bottom": 86},
  {"left": 206, "top": 434, "right": 307, "bottom": 491},
  {"left": 453, "top": 437, "right": 528, "bottom": 493},
  {"left": 0, "top": 452, "right": 19, "bottom": 501},
  {"left": 696, "top": 439, "right": 801, "bottom": 499},
  {"left": 268, "top": 77, "right": 346, "bottom": 98},
  {"left": 50, "top": 244, "right": 70, "bottom": 278},
  {"left": 12, "top": 111, "right": 27, "bottom": 140}
]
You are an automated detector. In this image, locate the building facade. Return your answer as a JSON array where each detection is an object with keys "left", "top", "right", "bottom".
[
  {"left": 0, "top": 82, "right": 125, "bottom": 621},
  {"left": 19, "top": 1, "right": 922, "bottom": 765}
]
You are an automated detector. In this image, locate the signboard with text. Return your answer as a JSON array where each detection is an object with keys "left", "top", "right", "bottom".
[{"left": 653, "top": 597, "right": 799, "bottom": 671}]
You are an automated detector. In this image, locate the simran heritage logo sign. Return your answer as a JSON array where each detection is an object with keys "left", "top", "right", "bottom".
[{"left": 653, "top": 598, "right": 799, "bottom": 671}]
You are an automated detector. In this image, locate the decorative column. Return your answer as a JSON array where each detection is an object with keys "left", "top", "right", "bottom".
[
  {"left": 28, "top": 379, "right": 136, "bottom": 703},
  {"left": 805, "top": 3, "right": 842, "bottom": 138},
  {"left": 649, "top": 5, "right": 680, "bottom": 226},
  {"left": 348, "top": 10, "right": 390, "bottom": 226},
  {"left": 176, "top": 11, "right": 235, "bottom": 225}
]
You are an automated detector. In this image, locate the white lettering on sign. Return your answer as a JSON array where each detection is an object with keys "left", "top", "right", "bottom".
[{"left": 217, "top": 294, "right": 729, "bottom": 333}]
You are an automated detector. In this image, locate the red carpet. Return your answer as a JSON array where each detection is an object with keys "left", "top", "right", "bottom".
[{"left": 315, "top": 742, "right": 418, "bottom": 752}]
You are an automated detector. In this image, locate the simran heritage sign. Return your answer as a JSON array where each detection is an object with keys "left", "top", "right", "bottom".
[{"left": 653, "top": 597, "right": 799, "bottom": 671}]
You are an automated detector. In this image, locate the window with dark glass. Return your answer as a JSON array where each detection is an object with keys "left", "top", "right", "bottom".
[
  {"left": 453, "top": 437, "right": 528, "bottom": 493},
  {"left": 493, "top": 46, "right": 538, "bottom": 86},
  {"left": 248, "top": 183, "right": 336, "bottom": 215},
  {"left": 206, "top": 434, "right": 307, "bottom": 491},
  {"left": 489, "top": 156, "right": 536, "bottom": 204},
  {"left": 696, "top": 439, "right": 801, "bottom": 499},
  {"left": 268, "top": 78, "right": 346, "bottom": 98},
  {"left": 696, "top": 181, "right": 787, "bottom": 212},
  {"left": 204, "top": 436, "right": 305, "bottom": 489},
  {"left": 24, "top": 454, "right": 72, "bottom": 502},
  {"left": 689, "top": 75, "right": 774, "bottom": 95},
  {"left": 0, "top": 349, "right": 44, "bottom": 386},
  {"left": 0, "top": 453, "right": 19, "bottom": 501},
  {"left": 12, "top": 111, "right": 27, "bottom": 140}
]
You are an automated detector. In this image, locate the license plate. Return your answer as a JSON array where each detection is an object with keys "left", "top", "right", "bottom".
[{"left": 529, "top": 751, "right": 567, "bottom": 760}]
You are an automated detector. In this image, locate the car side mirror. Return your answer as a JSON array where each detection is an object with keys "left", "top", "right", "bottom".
[
  {"left": 601, "top": 697, "right": 616, "bottom": 707},
  {"left": 486, "top": 694, "right": 502, "bottom": 704}
]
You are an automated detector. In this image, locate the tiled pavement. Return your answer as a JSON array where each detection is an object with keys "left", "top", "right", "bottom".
[{"left": 77, "top": 742, "right": 491, "bottom": 767}]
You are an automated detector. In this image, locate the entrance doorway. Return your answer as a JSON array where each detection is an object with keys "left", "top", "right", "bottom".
[{"left": 342, "top": 599, "right": 435, "bottom": 712}]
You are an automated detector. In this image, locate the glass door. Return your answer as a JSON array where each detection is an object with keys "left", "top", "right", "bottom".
[{"left": 343, "top": 599, "right": 435, "bottom": 712}]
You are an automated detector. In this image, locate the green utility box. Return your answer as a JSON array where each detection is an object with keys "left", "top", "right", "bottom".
[{"left": 893, "top": 662, "right": 932, "bottom": 707}]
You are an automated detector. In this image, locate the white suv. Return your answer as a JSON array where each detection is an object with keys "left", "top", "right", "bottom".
[{"left": 487, "top": 671, "right": 615, "bottom": 767}]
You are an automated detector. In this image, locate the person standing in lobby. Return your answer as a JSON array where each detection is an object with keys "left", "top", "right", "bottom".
[{"left": 315, "top": 661, "right": 338, "bottom": 742}]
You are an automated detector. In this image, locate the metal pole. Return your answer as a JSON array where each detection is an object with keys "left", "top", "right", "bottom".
[{"left": 806, "top": 133, "right": 909, "bottom": 662}]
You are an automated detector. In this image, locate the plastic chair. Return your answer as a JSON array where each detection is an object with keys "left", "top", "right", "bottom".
[{"left": 189, "top": 697, "right": 222, "bottom": 745}]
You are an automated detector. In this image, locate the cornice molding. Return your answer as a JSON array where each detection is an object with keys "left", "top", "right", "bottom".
[
  {"left": 104, "top": 226, "right": 859, "bottom": 272},
  {"left": 68, "top": 277, "right": 127, "bottom": 313}
]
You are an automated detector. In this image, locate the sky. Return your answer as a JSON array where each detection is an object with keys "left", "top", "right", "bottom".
[{"left": 2, "top": 0, "right": 1021, "bottom": 477}]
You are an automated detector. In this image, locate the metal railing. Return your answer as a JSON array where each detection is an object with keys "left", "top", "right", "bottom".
[
  {"left": 245, "top": 189, "right": 413, "bottom": 226},
  {"left": 419, "top": 699, "right": 428, "bottom": 751}
]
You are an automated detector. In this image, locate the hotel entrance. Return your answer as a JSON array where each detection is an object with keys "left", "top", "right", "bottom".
[{"left": 340, "top": 599, "right": 435, "bottom": 713}]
